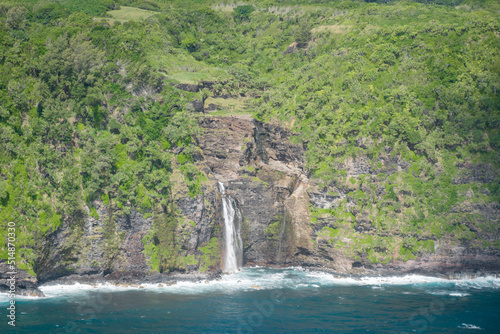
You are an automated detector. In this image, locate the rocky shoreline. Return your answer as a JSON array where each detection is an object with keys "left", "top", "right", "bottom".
[
  {"left": 3, "top": 261, "right": 500, "bottom": 298},
  {"left": 0, "top": 263, "right": 224, "bottom": 297},
  {"left": 2, "top": 116, "right": 499, "bottom": 298}
]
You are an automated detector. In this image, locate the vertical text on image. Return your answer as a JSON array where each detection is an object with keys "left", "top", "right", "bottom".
[{"left": 6, "top": 221, "right": 16, "bottom": 327}]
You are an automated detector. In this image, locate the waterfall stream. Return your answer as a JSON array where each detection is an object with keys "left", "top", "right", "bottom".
[
  {"left": 254, "top": 121, "right": 268, "bottom": 162},
  {"left": 277, "top": 206, "right": 287, "bottom": 261},
  {"left": 218, "top": 182, "right": 243, "bottom": 272}
]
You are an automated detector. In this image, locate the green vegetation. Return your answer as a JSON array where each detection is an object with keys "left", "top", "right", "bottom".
[
  {"left": 0, "top": 0, "right": 498, "bottom": 272},
  {"left": 199, "top": 237, "right": 220, "bottom": 272},
  {"left": 143, "top": 203, "right": 180, "bottom": 273},
  {"left": 295, "top": 22, "right": 311, "bottom": 46},
  {"left": 0, "top": 0, "right": 201, "bottom": 273},
  {"left": 233, "top": 5, "right": 254, "bottom": 22}
]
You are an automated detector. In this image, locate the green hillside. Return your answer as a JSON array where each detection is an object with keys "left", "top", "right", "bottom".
[{"left": 0, "top": 0, "right": 498, "bottom": 274}]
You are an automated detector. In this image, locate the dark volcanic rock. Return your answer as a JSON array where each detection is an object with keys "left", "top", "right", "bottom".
[
  {"left": 0, "top": 261, "right": 44, "bottom": 297},
  {"left": 189, "top": 99, "right": 204, "bottom": 112},
  {"left": 197, "top": 116, "right": 310, "bottom": 266},
  {"left": 35, "top": 206, "right": 154, "bottom": 284},
  {"left": 205, "top": 103, "right": 220, "bottom": 111},
  {"left": 171, "top": 83, "right": 199, "bottom": 92},
  {"left": 453, "top": 162, "right": 497, "bottom": 184}
]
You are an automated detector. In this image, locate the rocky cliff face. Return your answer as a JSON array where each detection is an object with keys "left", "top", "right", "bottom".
[
  {"left": 193, "top": 116, "right": 500, "bottom": 277},
  {"left": 304, "top": 158, "right": 500, "bottom": 277},
  {"left": 195, "top": 116, "right": 311, "bottom": 266},
  {"left": 24, "top": 115, "right": 314, "bottom": 290},
  {"left": 0, "top": 261, "right": 43, "bottom": 297},
  {"left": 6, "top": 115, "right": 499, "bottom": 295},
  {"left": 35, "top": 206, "right": 154, "bottom": 284}
]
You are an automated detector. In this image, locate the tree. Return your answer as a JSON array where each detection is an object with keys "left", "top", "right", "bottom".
[
  {"left": 233, "top": 5, "right": 254, "bottom": 22},
  {"left": 295, "top": 23, "right": 311, "bottom": 47},
  {"left": 5, "top": 6, "right": 28, "bottom": 30},
  {"left": 181, "top": 35, "right": 198, "bottom": 52}
]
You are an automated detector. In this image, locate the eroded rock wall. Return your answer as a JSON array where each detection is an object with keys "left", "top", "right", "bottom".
[{"left": 196, "top": 116, "right": 310, "bottom": 266}]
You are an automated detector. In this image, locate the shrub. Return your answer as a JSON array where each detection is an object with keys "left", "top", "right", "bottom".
[
  {"left": 295, "top": 23, "right": 311, "bottom": 46},
  {"left": 233, "top": 5, "right": 254, "bottom": 22}
]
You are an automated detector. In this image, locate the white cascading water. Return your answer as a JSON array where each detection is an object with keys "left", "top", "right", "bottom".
[
  {"left": 218, "top": 182, "right": 243, "bottom": 273},
  {"left": 277, "top": 206, "right": 286, "bottom": 260}
]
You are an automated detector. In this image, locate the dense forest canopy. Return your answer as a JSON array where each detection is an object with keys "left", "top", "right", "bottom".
[{"left": 0, "top": 0, "right": 498, "bottom": 274}]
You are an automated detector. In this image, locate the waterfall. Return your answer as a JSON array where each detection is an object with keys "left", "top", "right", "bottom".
[
  {"left": 254, "top": 121, "right": 268, "bottom": 162},
  {"left": 218, "top": 182, "right": 243, "bottom": 272},
  {"left": 277, "top": 206, "right": 286, "bottom": 261}
]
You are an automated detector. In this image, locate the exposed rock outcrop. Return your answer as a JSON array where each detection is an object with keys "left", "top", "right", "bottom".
[
  {"left": 0, "top": 261, "right": 44, "bottom": 297},
  {"left": 188, "top": 99, "right": 204, "bottom": 112},
  {"left": 196, "top": 116, "right": 309, "bottom": 265},
  {"left": 35, "top": 206, "right": 154, "bottom": 284}
]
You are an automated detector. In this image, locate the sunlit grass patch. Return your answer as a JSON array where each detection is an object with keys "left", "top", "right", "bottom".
[
  {"left": 146, "top": 52, "right": 227, "bottom": 84},
  {"left": 311, "top": 24, "right": 351, "bottom": 34},
  {"left": 205, "top": 96, "right": 248, "bottom": 112},
  {"left": 107, "top": 6, "right": 157, "bottom": 23},
  {"left": 170, "top": 72, "right": 213, "bottom": 84}
]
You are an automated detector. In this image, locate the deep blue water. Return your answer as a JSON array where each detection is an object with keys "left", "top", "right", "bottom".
[{"left": 2, "top": 268, "right": 500, "bottom": 333}]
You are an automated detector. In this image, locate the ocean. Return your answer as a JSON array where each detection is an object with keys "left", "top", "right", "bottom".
[{"left": 1, "top": 267, "right": 500, "bottom": 333}]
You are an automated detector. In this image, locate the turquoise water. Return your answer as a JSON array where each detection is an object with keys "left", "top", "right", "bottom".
[{"left": 2, "top": 267, "right": 500, "bottom": 333}]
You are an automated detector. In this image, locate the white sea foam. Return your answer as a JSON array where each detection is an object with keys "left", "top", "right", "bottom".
[
  {"left": 458, "top": 323, "right": 483, "bottom": 330},
  {"left": 455, "top": 276, "right": 500, "bottom": 290},
  {"left": 427, "top": 290, "right": 471, "bottom": 297},
  {"left": 1, "top": 268, "right": 499, "bottom": 300},
  {"left": 303, "top": 271, "right": 448, "bottom": 286},
  {"left": 0, "top": 292, "right": 38, "bottom": 303},
  {"left": 304, "top": 272, "right": 500, "bottom": 289},
  {"left": 449, "top": 292, "right": 471, "bottom": 297},
  {"left": 0, "top": 292, "right": 45, "bottom": 302}
]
